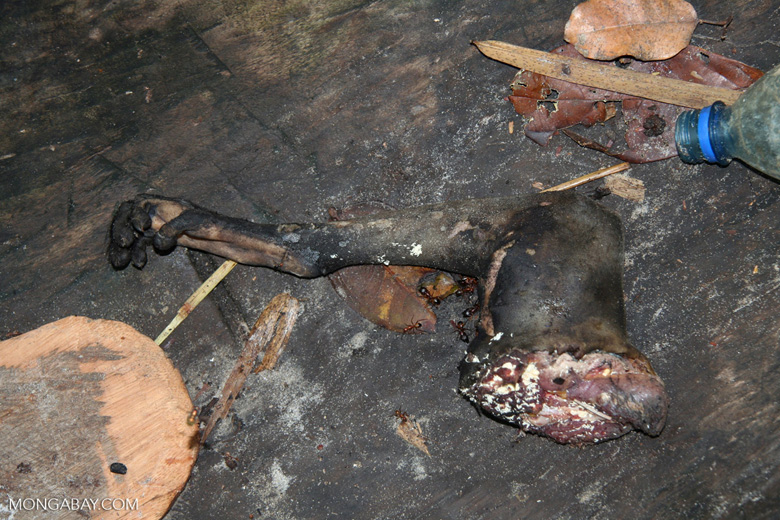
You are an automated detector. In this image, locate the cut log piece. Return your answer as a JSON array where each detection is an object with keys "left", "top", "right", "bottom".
[{"left": 0, "top": 316, "right": 198, "bottom": 519}]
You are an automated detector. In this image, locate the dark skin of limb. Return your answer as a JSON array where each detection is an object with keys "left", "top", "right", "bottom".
[{"left": 108, "top": 192, "right": 668, "bottom": 445}]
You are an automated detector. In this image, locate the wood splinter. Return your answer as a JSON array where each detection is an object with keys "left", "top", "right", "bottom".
[{"left": 199, "top": 293, "right": 300, "bottom": 445}]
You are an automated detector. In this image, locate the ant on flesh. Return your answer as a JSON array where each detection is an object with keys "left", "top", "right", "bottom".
[{"left": 450, "top": 320, "right": 470, "bottom": 343}]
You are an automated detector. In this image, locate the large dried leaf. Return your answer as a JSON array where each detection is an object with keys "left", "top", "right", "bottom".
[
  {"left": 509, "top": 44, "right": 763, "bottom": 163},
  {"left": 329, "top": 265, "right": 437, "bottom": 333},
  {"left": 564, "top": 0, "right": 698, "bottom": 61}
]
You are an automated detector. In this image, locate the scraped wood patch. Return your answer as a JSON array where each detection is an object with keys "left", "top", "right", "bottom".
[{"left": 0, "top": 316, "right": 198, "bottom": 519}]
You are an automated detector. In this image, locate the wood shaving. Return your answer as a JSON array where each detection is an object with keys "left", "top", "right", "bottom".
[
  {"left": 200, "top": 293, "right": 300, "bottom": 444},
  {"left": 395, "top": 410, "right": 430, "bottom": 457},
  {"left": 604, "top": 173, "right": 645, "bottom": 202}
]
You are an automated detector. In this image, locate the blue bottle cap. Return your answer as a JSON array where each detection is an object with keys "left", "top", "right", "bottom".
[{"left": 697, "top": 105, "right": 718, "bottom": 163}]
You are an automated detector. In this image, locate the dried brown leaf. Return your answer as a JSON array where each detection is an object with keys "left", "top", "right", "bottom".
[
  {"left": 330, "top": 265, "right": 437, "bottom": 333},
  {"left": 509, "top": 44, "right": 763, "bottom": 163},
  {"left": 327, "top": 203, "right": 450, "bottom": 333},
  {"left": 564, "top": 0, "right": 698, "bottom": 61}
]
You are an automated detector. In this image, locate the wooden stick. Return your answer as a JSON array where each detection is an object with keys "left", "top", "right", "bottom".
[
  {"left": 473, "top": 40, "right": 742, "bottom": 108},
  {"left": 155, "top": 259, "right": 238, "bottom": 345},
  {"left": 200, "top": 293, "right": 300, "bottom": 444},
  {"left": 542, "top": 162, "right": 630, "bottom": 192}
]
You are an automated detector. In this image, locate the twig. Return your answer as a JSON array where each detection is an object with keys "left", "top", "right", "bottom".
[
  {"left": 200, "top": 293, "right": 301, "bottom": 444},
  {"left": 561, "top": 128, "right": 617, "bottom": 157},
  {"left": 541, "top": 162, "right": 630, "bottom": 192},
  {"left": 699, "top": 16, "right": 732, "bottom": 27},
  {"left": 155, "top": 260, "right": 238, "bottom": 345}
]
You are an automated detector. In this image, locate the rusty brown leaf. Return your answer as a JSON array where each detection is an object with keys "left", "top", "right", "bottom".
[
  {"left": 509, "top": 44, "right": 763, "bottom": 163},
  {"left": 564, "top": 0, "right": 698, "bottom": 61},
  {"left": 329, "top": 265, "right": 437, "bottom": 333}
]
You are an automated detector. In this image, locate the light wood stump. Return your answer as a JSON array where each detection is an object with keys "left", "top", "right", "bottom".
[{"left": 0, "top": 316, "right": 199, "bottom": 519}]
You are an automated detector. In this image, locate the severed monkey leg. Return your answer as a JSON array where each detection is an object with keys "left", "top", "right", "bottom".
[{"left": 107, "top": 191, "right": 668, "bottom": 445}]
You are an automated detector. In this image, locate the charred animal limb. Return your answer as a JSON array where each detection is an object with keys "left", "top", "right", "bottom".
[{"left": 108, "top": 192, "right": 668, "bottom": 444}]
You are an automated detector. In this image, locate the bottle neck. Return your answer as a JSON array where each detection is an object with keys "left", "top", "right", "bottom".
[{"left": 675, "top": 101, "right": 734, "bottom": 166}]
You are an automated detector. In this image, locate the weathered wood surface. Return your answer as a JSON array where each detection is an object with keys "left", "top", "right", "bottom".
[
  {"left": 1, "top": 0, "right": 779, "bottom": 518},
  {"left": 0, "top": 317, "right": 198, "bottom": 519}
]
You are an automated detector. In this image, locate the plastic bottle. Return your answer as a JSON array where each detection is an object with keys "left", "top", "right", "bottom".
[{"left": 675, "top": 64, "right": 780, "bottom": 179}]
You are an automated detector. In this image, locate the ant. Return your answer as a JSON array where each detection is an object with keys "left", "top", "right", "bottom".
[
  {"left": 450, "top": 320, "right": 470, "bottom": 343},
  {"left": 418, "top": 286, "right": 441, "bottom": 306},
  {"left": 455, "top": 276, "right": 478, "bottom": 297},
  {"left": 395, "top": 409, "right": 410, "bottom": 422},
  {"left": 403, "top": 320, "right": 425, "bottom": 334},
  {"left": 462, "top": 303, "right": 480, "bottom": 318}
]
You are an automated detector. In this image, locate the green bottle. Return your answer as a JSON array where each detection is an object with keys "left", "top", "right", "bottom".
[{"left": 675, "top": 64, "right": 780, "bottom": 179}]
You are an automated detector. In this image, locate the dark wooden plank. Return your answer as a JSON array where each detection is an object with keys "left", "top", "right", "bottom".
[{"left": 1, "top": 0, "right": 779, "bottom": 519}]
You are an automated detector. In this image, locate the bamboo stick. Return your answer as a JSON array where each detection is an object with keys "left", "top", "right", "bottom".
[
  {"left": 542, "top": 162, "right": 630, "bottom": 192},
  {"left": 473, "top": 40, "right": 742, "bottom": 108},
  {"left": 155, "top": 259, "right": 238, "bottom": 345}
]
